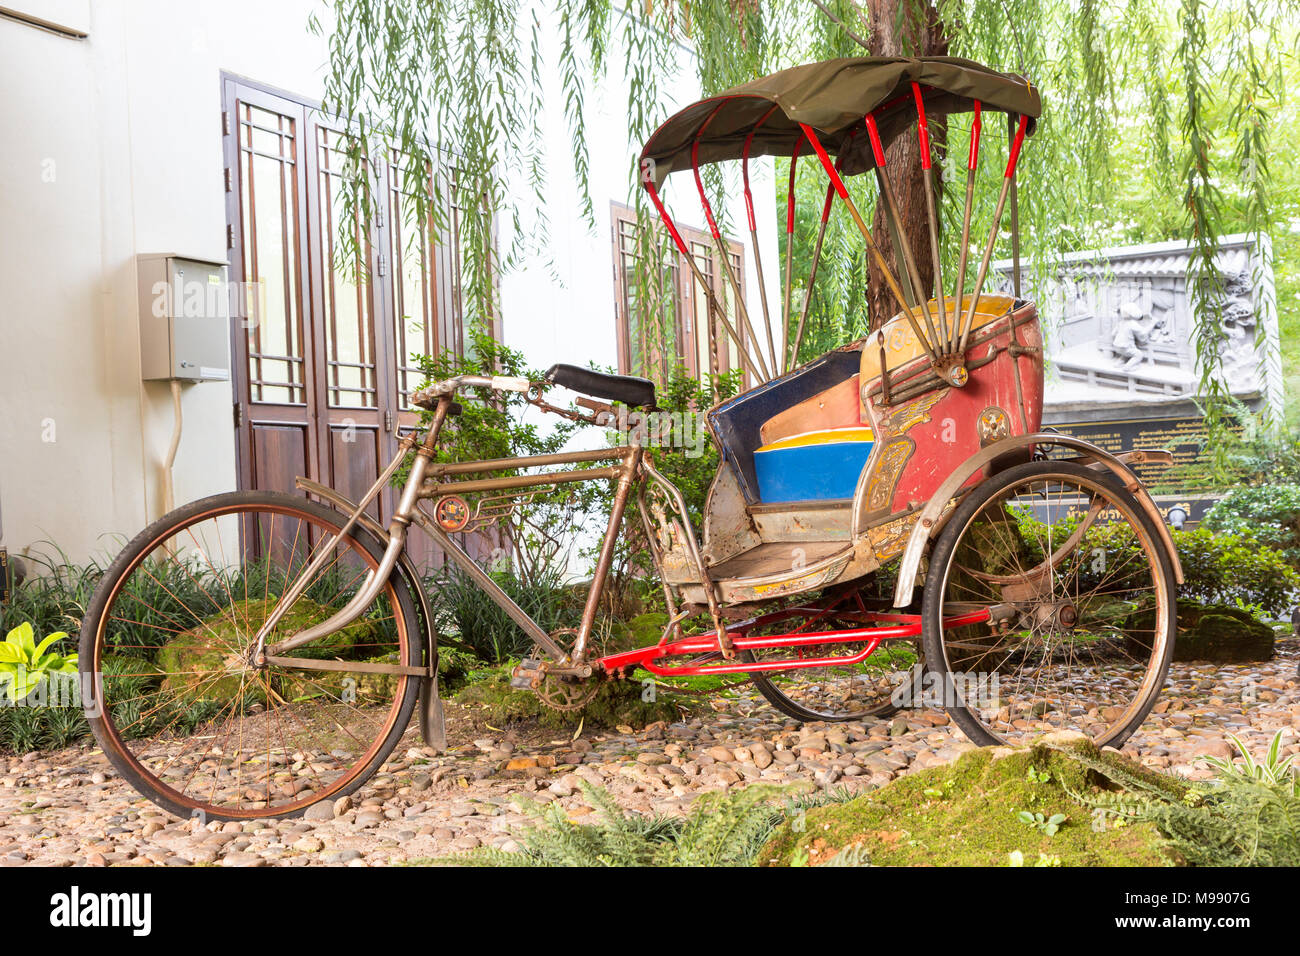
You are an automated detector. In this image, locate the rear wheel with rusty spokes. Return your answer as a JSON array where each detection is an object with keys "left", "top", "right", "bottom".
[
  {"left": 922, "top": 460, "right": 1176, "bottom": 748},
  {"left": 81, "top": 491, "right": 422, "bottom": 821},
  {"left": 747, "top": 591, "right": 920, "bottom": 722}
]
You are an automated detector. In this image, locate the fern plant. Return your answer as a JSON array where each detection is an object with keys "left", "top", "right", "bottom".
[
  {"left": 1070, "top": 731, "right": 1300, "bottom": 867},
  {"left": 431, "top": 780, "right": 825, "bottom": 867}
]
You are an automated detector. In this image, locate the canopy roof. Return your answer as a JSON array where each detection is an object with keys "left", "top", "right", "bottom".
[{"left": 640, "top": 56, "right": 1041, "bottom": 186}]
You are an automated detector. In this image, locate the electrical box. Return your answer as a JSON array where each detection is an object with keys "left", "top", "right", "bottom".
[{"left": 137, "top": 254, "right": 231, "bottom": 382}]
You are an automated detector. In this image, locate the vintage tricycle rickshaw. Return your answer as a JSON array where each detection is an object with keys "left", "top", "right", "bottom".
[{"left": 82, "top": 56, "right": 1180, "bottom": 821}]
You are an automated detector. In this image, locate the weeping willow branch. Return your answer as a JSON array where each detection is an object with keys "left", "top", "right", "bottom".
[{"left": 312, "top": 0, "right": 1297, "bottom": 435}]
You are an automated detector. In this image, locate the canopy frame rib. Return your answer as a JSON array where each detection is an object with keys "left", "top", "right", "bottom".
[
  {"left": 743, "top": 104, "right": 782, "bottom": 376},
  {"left": 782, "top": 136, "right": 804, "bottom": 370},
  {"left": 691, "top": 100, "right": 772, "bottom": 382},
  {"left": 865, "top": 111, "right": 941, "bottom": 357},
  {"left": 956, "top": 113, "right": 1029, "bottom": 358},
  {"left": 948, "top": 99, "right": 982, "bottom": 355},
  {"left": 799, "top": 123, "right": 939, "bottom": 369},
  {"left": 792, "top": 129, "right": 856, "bottom": 370},
  {"left": 912, "top": 82, "right": 949, "bottom": 354},
  {"left": 642, "top": 180, "right": 766, "bottom": 385}
]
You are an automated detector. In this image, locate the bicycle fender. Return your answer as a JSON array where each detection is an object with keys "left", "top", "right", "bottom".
[{"left": 890, "top": 433, "right": 1184, "bottom": 609}]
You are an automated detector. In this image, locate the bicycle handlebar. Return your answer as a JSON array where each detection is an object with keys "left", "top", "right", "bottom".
[{"left": 411, "top": 374, "right": 532, "bottom": 407}]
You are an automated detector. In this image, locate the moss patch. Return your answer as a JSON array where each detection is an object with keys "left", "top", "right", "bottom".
[
  {"left": 452, "top": 663, "right": 687, "bottom": 730},
  {"left": 158, "top": 597, "right": 381, "bottom": 705},
  {"left": 760, "top": 733, "right": 1183, "bottom": 867},
  {"left": 1127, "top": 598, "right": 1275, "bottom": 663}
]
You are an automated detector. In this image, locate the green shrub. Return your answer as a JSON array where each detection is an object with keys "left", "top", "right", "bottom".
[
  {"left": 428, "top": 563, "right": 580, "bottom": 664},
  {"left": 1071, "top": 522, "right": 1299, "bottom": 620},
  {"left": 1203, "top": 484, "right": 1300, "bottom": 565},
  {"left": 1172, "top": 527, "right": 1299, "bottom": 618}
]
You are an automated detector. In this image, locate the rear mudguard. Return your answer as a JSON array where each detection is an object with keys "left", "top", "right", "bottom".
[
  {"left": 890, "top": 433, "right": 1184, "bottom": 608},
  {"left": 294, "top": 478, "right": 446, "bottom": 751}
]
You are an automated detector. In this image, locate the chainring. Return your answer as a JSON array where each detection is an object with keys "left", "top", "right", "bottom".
[{"left": 532, "top": 628, "right": 600, "bottom": 712}]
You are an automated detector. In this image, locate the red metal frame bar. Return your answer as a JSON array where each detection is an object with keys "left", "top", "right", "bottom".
[{"left": 594, "top": 608, "right": 991, "bottom": 677}]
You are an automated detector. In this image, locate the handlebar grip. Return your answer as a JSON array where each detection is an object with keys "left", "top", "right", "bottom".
[{"left": 491, "top": 375, "right": 531, "bottom": 393}]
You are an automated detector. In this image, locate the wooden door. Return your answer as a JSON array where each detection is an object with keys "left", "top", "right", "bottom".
[
  {"left": 305, "top": 117, "right": 390, "bottom": 521},
  {"left": 224, "top": 82, "right": 318, "bottom": 495},
  {"left": 222, "top": 76, "right": 468, "bottom": 570}
]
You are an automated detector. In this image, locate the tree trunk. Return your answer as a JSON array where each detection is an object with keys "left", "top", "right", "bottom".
[{"left": 863, "top": 0, "right": 949, "bottom": 331}]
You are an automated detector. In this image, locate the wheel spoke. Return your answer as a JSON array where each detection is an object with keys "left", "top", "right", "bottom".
[
  {"left": 926, "top": 463, "right": 1172, "bottom": 748},
  {"left": 84, "top": 496, "right": 415, "bottom": 821}
]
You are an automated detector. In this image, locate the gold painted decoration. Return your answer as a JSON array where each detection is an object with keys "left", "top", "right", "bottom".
[
  {"left": 879, "top": 391, "right": 944, "bottom": 437},
  {"left": 866, "top": 437, "right": 914, "bottom": 512}
]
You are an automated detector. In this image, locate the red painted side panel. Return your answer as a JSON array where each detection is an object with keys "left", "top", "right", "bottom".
[{"left": 862, "top": 303, "right": 1043, "bottom": 516}]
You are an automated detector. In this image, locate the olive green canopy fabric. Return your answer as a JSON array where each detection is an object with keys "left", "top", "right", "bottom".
[{"left": 640, "top": 56, "right": 1041, "bottom": 186}]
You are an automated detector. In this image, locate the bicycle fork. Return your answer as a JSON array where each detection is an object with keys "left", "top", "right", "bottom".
[{"left": 252, "top": 397, "right": 456, "bottom": 662}]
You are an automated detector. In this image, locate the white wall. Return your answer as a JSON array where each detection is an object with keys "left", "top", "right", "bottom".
[
  {"left": 0, "top": 0, "right": 779, "bottom": 570},
  {"left": 1, "top": 0, "right": 332, "bottom": 567}
]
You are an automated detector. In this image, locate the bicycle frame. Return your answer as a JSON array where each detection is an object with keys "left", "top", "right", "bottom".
[{"left": 256, "top": 388, "right": 653, "bottom": 670}]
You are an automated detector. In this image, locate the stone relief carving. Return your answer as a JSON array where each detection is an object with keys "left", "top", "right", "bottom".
[{"left": 994, "top": 236, "right": 1280, "bottom": 413}]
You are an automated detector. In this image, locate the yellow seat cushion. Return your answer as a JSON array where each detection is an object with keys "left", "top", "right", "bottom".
[
  {"left": 756, "top": 426, "right": 875, "bottom": 452},
  {"left": 860, "top": 294, "right": 1015, "bottom": 384}
]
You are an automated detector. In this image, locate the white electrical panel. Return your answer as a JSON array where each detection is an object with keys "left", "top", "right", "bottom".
[{"left": 137, "top": 254, "right": 231, "bottom": 382}]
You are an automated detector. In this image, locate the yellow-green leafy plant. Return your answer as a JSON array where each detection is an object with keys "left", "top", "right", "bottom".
[{"left": 0, "top": 622, "right": 79, "bottom": 703}]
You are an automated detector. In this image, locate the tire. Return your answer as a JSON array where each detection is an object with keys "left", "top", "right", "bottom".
[
  {"left": 80, "top": 491, "right": 423, "bottom": 821},
  {"left": 921, "top": 459, "right": 1176, "bottom": 748}
]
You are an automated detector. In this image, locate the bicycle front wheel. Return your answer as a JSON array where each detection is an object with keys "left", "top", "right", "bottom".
[{"left": 81, "top": 491, "right": 423, "bottom": 821}]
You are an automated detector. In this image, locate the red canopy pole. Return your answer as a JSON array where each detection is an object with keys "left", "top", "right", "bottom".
[
  {"left": 956, "top": 112, "right": 1029, "bottom": 358},
  {"left": 866, "top": 110, "right": 941, "bottom": 355},
  {"left": 949, "top": 100, "right": 982, "bottom": 352},
  {"left": 690, "top": 106, "right": 772, "bottom": 382},
  {"left": 782, "top": 135, "right": 803, "bottom": 369},
  {"left": 792, "top": 130, "right": 855, "bottom": 369},
  {"left": 743, "top": 104, "right": 781, "bottom": 375},
  {"left": 641, "top": 177, "right": 766, "bottom": 384},
  {"left": 799, "top": 122, "right": 937, "bottom": 365}
]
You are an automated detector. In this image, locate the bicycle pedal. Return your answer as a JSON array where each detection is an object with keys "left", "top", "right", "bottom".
[{"left": 510, "top": 659, "right": 546, "bottom": 690}]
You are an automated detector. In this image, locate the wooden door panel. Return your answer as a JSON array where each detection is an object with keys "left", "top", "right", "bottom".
[
  {"left": 224, "top": 76, "right": 469, "bottom": 574},
  {"left": 326, "top": 423, "right": 383, "bottom": 521},
  {"left": 225, "top": 80, "right": 317, "bottom": 494},
  {"left": 250, "top": 423, "right": 312, "bottom": 499}
]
